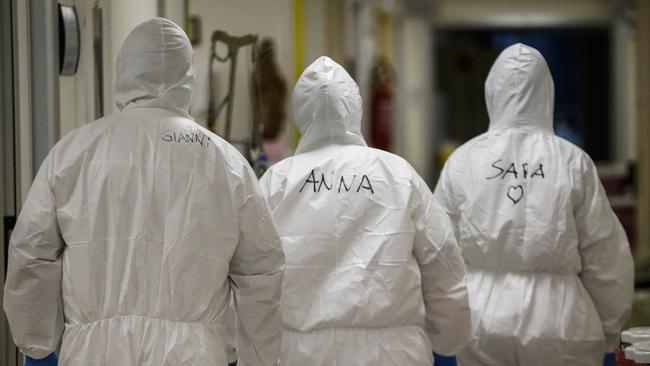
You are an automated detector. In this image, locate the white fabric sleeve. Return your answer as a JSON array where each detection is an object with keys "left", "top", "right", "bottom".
[
  {"left": 229, "top": 164, "right": 285, "bottom": 366},
  {"left": 258, "top": 167, "right": 285, "bottom": 211},
  {"left": 226, "top": 297, "right": 237, "bottom": 363},
  {"left": 3, "top": 153, "right": 65, "bottom": 359},
  {"left": 258, "top": 169, "right": 273, "bottom": 206},
  {"left": 433, "top": 154, "right": 466, "bottom": 242},
  {"left": 433, "top": 161, "right": 457, "bottom": 216},
  {"left": 574, "top": 156, "right": 634, "bottom": 350},
  {"left": 412, "top": 176, "right": 471, "bottom": 356}
]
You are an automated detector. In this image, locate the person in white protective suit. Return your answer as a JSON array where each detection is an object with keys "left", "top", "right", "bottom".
[
  {"left": 259, "top": 56, "right": 472, "bottom": 366},
  {"left": 4, "top": 18, "right": 284, "bottom": 366},
  {"left": 433, "top": 43, "right": 635, "bottom": 366}
]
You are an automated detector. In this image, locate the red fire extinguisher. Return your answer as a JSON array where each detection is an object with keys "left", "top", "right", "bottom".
[{"left": 369, "top": 57, "right": 396, "bottom": 152}]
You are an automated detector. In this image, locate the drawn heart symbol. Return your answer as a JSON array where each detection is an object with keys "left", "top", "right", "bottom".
[{"left": 507, "top": 185, "right": 524, "bottom": 204}]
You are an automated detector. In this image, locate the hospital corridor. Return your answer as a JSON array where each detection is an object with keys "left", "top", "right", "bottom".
[{"left": 1, "top": 0, "right": 650, "bottom": 365}]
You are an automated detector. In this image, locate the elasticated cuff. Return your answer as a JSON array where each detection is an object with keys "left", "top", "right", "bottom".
[
  {"left": 433, "top": 352, "right": 457, "bottom": 366},
  {"left": 25, "top": 353, "right": 58, "bottom": 366}
]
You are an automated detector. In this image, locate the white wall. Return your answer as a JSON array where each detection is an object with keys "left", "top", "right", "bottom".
[
  {"left": 394, "top": 15, "right": 435, "bottom": 182},
  {"left": 305, "top": 0, "right": 328, "bottom": 65},
  {"left": 59, "top": 0, "right": 159, "bottom": 136},
  {"left": 59, "top": 0, "right": 101, "bottom": 135},
  {"left": 161, "top": 0, "right": 187, "bottom": 30},
  {"left": 188, "top": 0, "right": 294, "bottom": 144},
  {"left": 57, "top": 0, "right": 298, "bottom": 149},
  {"left": 14, "top": 0, "right": 33, "bottom": 201},
  {"left": 355, "top": 1, "right": 377, "bottom": 141},
  {"left": 104, "top": 0, "right": 159, "bottom": 114},
  {"left": 56, "top": 0, "right": 382, "bottom": 153}
]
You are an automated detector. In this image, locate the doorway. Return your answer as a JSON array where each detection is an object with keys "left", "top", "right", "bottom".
[{"left": 435, "top": 28, "right": 612, "bottom": 161}]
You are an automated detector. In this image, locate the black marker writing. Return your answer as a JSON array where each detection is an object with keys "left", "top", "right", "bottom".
[
  {"left": 503, "top": 163, "right": 518, "bottom": 179},
  {"left": 338, "top": 175, "right": 356, "bottom": 193},
  {"left": 522, "top": 163, "right": 529, "bottom": 179},
  {"left": 318, "top": 175, "right": 333, "bottom": 192},
  {"left": 357, "top": 175, "right": 374, "bottom": 194},
  {"left": 300, "top": 169, "right": 374, "bottom": 194},
  {"left": 507, "top": 185, "right": 524, "bottom": 204},
  {"left": 300, "top": 170, "right": 321, "bottom": 193},
  {"left": 161, "top": 131, "right": 211, "bottom": 147},
  {"left": 486, "top": 159, "right": 504, "bottom": 180},
  {"left": 531, "top": 164, "right": 545, "bottom": 178},
  {"left": 486, "top": 159, "right": 545, "bottom": 181}
]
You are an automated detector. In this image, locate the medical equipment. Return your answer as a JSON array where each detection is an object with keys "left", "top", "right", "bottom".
[{"left": 207, "top": 30, "right": 266, "bottom": 176}]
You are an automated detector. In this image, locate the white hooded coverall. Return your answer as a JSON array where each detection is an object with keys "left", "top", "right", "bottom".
[
  {"left": 259, "top": 56, "right": 471, "bottom": 366},
  {"left": 4, "top": 18, "right": 285, "bottom": 366},
  {"left": 434, "top": 43, "right": 634, "bottom": 366}
]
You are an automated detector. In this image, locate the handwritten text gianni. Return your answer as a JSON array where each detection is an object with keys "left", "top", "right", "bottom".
[{"left": 161, "top": 131, "right": 211, "bottom": 147}]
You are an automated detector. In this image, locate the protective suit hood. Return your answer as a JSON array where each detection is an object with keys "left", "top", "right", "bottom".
[
  {"left": 293, "top": 56, "right": 367, "bottom": 154},
  {"left": 434, "top": 43, "right": 634, "bottom": 365},
  {"left": 115, "top": 18, "right": 194, "bottom": 117},
  {"left": 4, "top": 19, "right": 284, "bottom": 365},
  {"left": 485, "top": 43, "right": 554, "bottom": 133},
  {"left": 260, "top": 57, "right": 471, "bottom": 365}
]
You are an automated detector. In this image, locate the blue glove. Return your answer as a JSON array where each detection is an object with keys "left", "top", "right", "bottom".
[
  {"left": 25, "top": 353, "right": 58, "bottom": 366},
  {"left": 433, "top": 352, "right": 457, "bottom": 366},
  {"left": 603, "top": 352, "right": 616, "bottom": 366}
]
